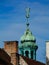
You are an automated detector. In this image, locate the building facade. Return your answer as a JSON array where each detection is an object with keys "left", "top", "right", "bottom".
[{"left": 3, "top": 41, "right": 45, "bottom": 65}]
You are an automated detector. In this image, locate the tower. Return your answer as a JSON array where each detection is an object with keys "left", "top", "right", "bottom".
[{"left": 19, "top": 8, "right": 38, "bottom": 60}]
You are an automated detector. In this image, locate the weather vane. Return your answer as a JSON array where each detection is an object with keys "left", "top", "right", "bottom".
[
  {"left": 26, "top": 7, "right": 30, "bottom": 28},
  {"left": 26, "top": 7, "right": 30, "bottom": 18}
]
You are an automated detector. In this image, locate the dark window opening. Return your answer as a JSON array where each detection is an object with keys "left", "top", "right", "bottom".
[
  {"left": 31, "top": 51, "right": 33, "bottom": 59},
  {"left": 22, "top": 51, "right": 24, "bottom": 55},
  {"left": 25, "top": 51, "right": 29, "bottom": 57}
]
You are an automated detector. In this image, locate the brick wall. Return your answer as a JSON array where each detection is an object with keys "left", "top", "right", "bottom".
[
  {"left": 4, "top": 41, "right": 18, "bottom": 56},
  {"left": 4, "top": 41, "right": 18, "bottom": 65}
]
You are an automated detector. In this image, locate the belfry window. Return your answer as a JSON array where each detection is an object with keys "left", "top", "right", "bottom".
[
  {"left": 31, "top": 51, "right": 33, "bottom": 59},
  {"left": 25, "top": 51, "right": 29, "bottom": 57},
  {"left": 21, "top": 51, "right": 24, "bottom": 55}
]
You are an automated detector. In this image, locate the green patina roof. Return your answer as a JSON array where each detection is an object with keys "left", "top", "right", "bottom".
[
  {"left": 19, "top": 8, "right": 38, "bottom": 50},
  {"left": 19, "top": 24, "right": 38, "bottom": 49},
  {"left": 20, "top": 29, "right": 36, "bottom": 42},
  {"left": 19, "top": 42, "right": 38, "bottom": 49},
  {"left": 19, "top": 22, "right": 37, "bottom": 49}
]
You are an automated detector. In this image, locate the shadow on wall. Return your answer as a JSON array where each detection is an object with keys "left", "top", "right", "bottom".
[{"left": 46, "top": 57, "right": 49, "bottom": 65}]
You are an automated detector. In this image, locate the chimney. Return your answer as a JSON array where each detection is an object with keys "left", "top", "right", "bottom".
[{"left": 4, "top": 41, "right": 19, "bottom": 65}]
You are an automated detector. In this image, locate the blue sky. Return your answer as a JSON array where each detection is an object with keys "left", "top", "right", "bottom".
[{"left": 0, "top": 0, "right": 49, "bottom": 64}]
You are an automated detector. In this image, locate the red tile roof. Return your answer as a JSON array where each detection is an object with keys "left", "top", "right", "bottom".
[
  {"left": 17, "top": 53, "right": 45, "bottom": 65},
  {"left": 21, "top": 55, "right": 45, "bottom": 65},
  {"left": 0, "top": 48, "right": 13, "bottom": 65}
]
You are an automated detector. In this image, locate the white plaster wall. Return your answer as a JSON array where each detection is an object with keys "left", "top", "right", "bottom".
[{"left": 46, "top": 41, "right": 49, "bottom": 59}]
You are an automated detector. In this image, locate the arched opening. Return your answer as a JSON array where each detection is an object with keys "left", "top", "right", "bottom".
[
  {"left": 21, "top": 51, "right": 24, "bottom": 55},
  {"left": 31, "top": 51, "right": 33, "bottom": 59},
  {"left": 25, "top": 51, "right": 29, "bottom": 57}
]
